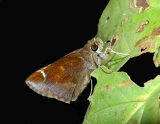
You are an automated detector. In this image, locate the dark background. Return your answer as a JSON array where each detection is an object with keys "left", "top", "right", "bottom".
[{"left": 1, "top": 0, "right": 159, "bottom": 124}]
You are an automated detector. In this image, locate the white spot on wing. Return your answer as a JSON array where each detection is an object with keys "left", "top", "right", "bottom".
[
  {"left": 37, "top": 69, "right": 46, "bottom": 79},
  {"left": 41, "top": 70, "right": 46, "bottom": 78}
]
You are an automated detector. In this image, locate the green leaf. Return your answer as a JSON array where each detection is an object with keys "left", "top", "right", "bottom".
[
  {"left": 83, "top": 0, "right": 160, "bottom": 123},
  {"left": 97, "top": 0, "right": 160, "bottom": 71},
  {"left": 154, "top": 48, "right": 160, "bottom": 67},
  {"left": 83, "top": 68, "right": 160, "bottom": 124}
]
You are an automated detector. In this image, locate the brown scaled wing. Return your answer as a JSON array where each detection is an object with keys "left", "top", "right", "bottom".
[{"left": 25, "top": 49, "right": 92, "bottom": 103}]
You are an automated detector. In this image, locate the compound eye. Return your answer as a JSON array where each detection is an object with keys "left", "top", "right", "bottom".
[{"left": 91, "top": 43, "right": 98, "bottom": 51}]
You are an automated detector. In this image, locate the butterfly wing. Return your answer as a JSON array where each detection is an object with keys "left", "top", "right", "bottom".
[
  {"left": 25, "top": 50, "right": 92, "bottom": 103},
  {"left": 25, "top": 64, "right": 54, "bottom": 98}
]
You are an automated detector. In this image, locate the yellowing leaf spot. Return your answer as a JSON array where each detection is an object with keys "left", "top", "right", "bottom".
[
  {"left": 139, "top": 42, "right": 154, "bottom": 55},
  {"left": 119, "top": 82, "right": 133, "bottom": 87},
  {"left": 136, "top": 20, "right": 149, "bottom": 33},
  {"left": 105, "top": 85, "right": 110, "bottom": 90},
  {"left": 134, "top": 0, "right": 150, "bottom": 13}
]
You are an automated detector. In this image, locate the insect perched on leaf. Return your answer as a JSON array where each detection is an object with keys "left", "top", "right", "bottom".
[{"left": 25, "top": 37, "right": 128, "bottom": 103}]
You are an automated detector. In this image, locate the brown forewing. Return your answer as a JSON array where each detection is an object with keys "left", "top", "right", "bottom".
[
  {"left": 25, "top": 64, "right": 53, "bottom": 97},
  {"left": 25, "top": 49, "right": 94, "bottom": 103}
]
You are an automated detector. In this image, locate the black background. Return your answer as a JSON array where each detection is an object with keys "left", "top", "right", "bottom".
[{"left": 1, "top": 0, "right": 159, "bottom": 124}]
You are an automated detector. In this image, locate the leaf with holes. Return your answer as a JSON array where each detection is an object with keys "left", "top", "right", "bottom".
[
  {"left": 97, "top": 0, "right": 160, "bottom": 71},
  {"left": 83, "top": 68, "right": 160, "bottom": 124},
  {"left": 83, "top": 0, "right": 160, "bottom": 123}
]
